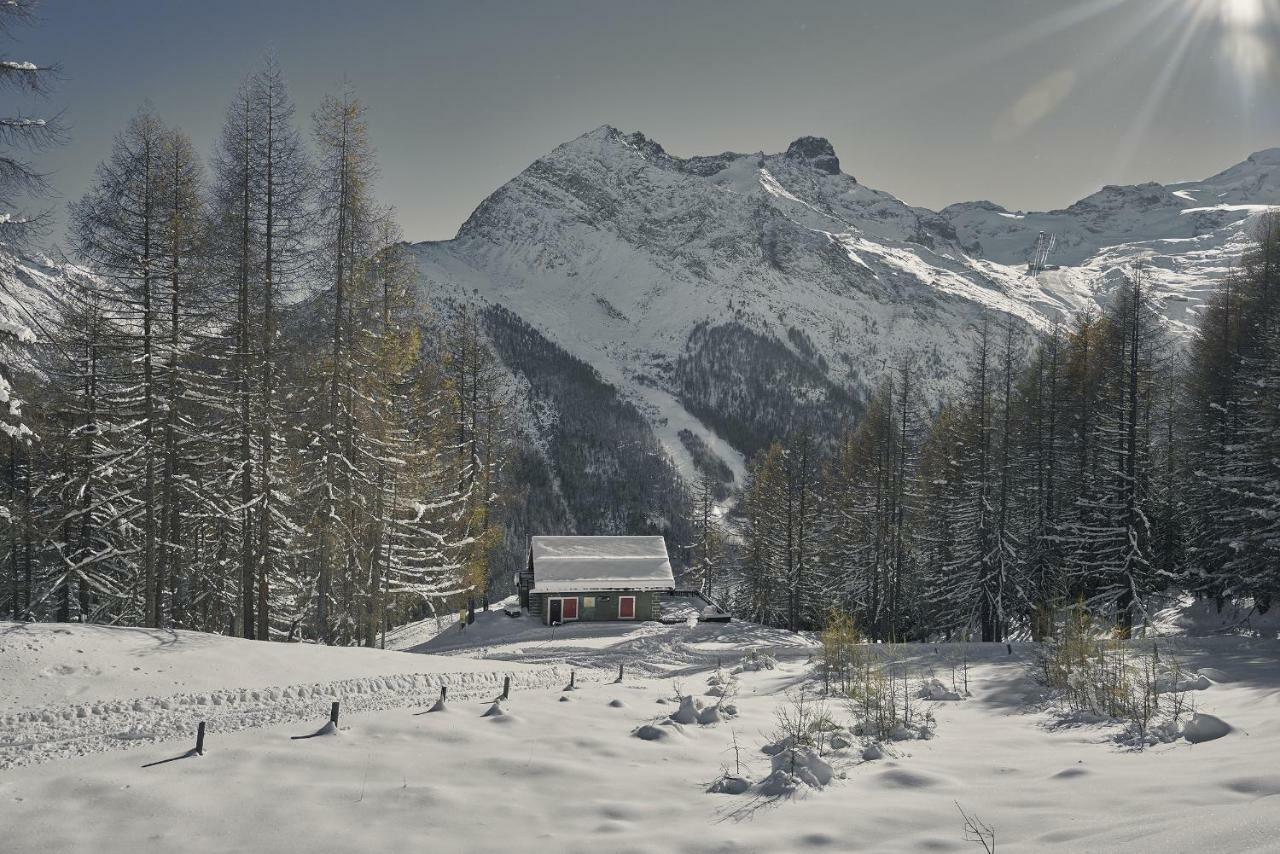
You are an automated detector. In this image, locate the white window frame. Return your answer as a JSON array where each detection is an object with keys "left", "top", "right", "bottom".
[{"left": 618, "top": 595, "right": 636, "bottom": 620}]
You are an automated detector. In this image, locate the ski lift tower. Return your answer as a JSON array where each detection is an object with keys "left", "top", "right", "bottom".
[{"left": 1027, "top": 231, "right": 1057, "bottom": 276}]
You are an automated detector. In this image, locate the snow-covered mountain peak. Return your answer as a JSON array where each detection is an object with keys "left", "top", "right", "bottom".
[
  {"left": 1172, "top": 147, "right": 1280, "bottom": 205},
  {"left": 537, "top": 126, "right": 852, "bottom": 187},
  {"left": 1234, "top": 147, "right": 1280, "bottom": 168},
  {"left": 415, "top": 127, "right": 1279, "bottom": 490}
]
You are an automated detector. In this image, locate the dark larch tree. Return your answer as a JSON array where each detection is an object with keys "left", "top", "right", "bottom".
[{"left": 68, "top": 108, "right": 169, "bottom": 627}]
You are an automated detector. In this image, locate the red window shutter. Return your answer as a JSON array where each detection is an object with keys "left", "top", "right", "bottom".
[
  {"left": 619, "top": 596, "right": 635, "bottom": 619},
  {"left": 562, "top": 598, "right": 579, "bottom": 620}
]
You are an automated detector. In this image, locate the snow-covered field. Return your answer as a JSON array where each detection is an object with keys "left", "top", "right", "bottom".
[{"left": 3, "top": 615, "right": 1279, "bottom": 853}]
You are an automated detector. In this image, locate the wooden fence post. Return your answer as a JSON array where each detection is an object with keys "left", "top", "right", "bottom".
[
  {"left": 502, "top": 676, "right": 511, "bottom": 701},
  {"left": 330, "top": 701, "right": 340, "bottom": 726},
  {"left": 569, "top": 670, "right": 575, "bottom": 689},
  {"left": 196, "top": 721, "right": 206, "bottom": 755}
]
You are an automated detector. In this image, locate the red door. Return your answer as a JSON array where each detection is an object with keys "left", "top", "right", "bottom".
[
  {"left": 618, "top": 596, "right": 636, "bottom": 620},
  {"left": 561, "top": 597, "right": 579, "bottom": 620}
]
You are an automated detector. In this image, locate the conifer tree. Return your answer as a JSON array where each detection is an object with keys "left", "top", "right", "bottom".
[{"left": 68, "top": 108, "right": 172, "bottom": 626}]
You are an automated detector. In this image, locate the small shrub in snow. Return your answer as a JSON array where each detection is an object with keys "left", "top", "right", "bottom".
[
  {"left": 634, "top": 724, "right": 667, "bottom": 741},
  {"left": 763, "top": 746, "right": 834, "bottom": 794},
  {"left": 918, "top": 678, "right": 962, "bottom": 702},
  {"left": 669, "top": 695, "right": 700, "bottom": 725},
  {"left": 707, "top": 774, "right": 752, "bottom": 795},
  {"left": 696, "top": 704, "right": 722, "bottom": 725},
  {"left": 761, "top": 734, "right": 795, "bottom": 757},
  {"left": 634, "top": 720, "right": 685, "bottom": 741},
  {"left": 757, "top": 769, "right": 804, "bottom": 798},
  {"left": 707, "top": 670, "right": 739, "bottom": 699},
  {"left": 733, "top": 650, "right": 777, "bottom": 673}
]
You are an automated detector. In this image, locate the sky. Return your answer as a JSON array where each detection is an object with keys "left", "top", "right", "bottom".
[{"left": 12, "top": 0, "right": 1280, "bottom": 246}]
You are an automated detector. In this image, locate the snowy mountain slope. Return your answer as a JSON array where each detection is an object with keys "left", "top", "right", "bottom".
[
  {"left": 944, "top": 149, "right": 1280, "bottom": 267},
  {"left": 0, "top": 248, "right": 88, "bottom": 437},
  {"left": 944, "top": 148, "right": 1280, "bottom": 335},
  {"left": 412, "top": 128, "right": 1277, "bottom": 485},
  {"left": 0, "top": 247, "right": 84, "bottom": 358},
  {"left": 0, "top": 246, "right": 84, "bottom": 377}
]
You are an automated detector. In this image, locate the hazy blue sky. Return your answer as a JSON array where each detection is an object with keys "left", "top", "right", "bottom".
[{"left": 15, "top": 0, "right": 1280, "bottom": 244}]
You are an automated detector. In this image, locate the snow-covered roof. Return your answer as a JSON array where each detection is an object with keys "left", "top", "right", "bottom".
[{"left": 529, "top": 536, "right": 674, "bottom": 593}]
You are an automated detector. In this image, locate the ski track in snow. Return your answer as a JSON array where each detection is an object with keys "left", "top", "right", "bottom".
[
  {"left": 0, "top": 666, "right": 569, "bottom": 769},
  {"left": 0, "top": 622, "right": 568, "bottom": 769}
]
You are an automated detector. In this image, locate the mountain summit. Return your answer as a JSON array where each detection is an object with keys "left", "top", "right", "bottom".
[{"left": 784, "top": 136, "right": 841, "bottom": 175}]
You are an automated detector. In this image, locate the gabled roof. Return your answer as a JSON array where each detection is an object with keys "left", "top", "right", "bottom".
[{"left": 529, "top": 536, "right": 674, "bottom": 593}]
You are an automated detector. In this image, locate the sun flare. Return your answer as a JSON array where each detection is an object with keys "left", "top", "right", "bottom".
[
  {"left": 1203, "top": 0, "right": 1277, "bottom": 83},
  {"left": 1215, "top": 0, "right": 1265, "bottom": 27}
]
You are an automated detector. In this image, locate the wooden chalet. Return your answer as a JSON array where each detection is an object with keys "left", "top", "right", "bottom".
[{"left": 518, "top": 536, "right": 675, "bottom": 624}]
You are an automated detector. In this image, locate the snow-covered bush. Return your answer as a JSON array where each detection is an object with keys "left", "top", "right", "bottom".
[
  {"left": 706, "top": 667, "right": 739, "bottom": 698},
  {"left": 836, "top": 647, "right": 937, "bottom": 744},
  {"left": 767, "top": 745, "right": 833, "bottom": 790},
  {"left": 819, "top": 608, "right": 861, "bottom": 694},
  {"left": 669, "top": 695, "right": 700, "bottom": 725},
  {"left": 769, "top": 687, "right": 831, "bottom": 751},
  {"left": 918, "top": 678, "right": 961, "bottom": 702},
  {"left": 1033, "top": 607, "right": 1201, "bottom": 746},
  {"left": 707, "top": 774, "right": 751, "bottom": 795},
  {"left": 734, "top": 650, "right": 777, "bottom": 673}
]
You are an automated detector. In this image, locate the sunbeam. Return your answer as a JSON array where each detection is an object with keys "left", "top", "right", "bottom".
[{"left": 1108, "top": 3, "right": 1210, "bottom": 180}]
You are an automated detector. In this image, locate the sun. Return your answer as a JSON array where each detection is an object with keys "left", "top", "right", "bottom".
[
  {"left": 1214, "top": 0, "right": 1265, "bottom": 27},
  {"left": 1197, "top": 0, "right": 1277, "bottom": 83}
]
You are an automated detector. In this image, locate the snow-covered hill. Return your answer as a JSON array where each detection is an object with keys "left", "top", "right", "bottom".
[{"left": 411, "top": 128, "right": 1277, "bottom": 487}]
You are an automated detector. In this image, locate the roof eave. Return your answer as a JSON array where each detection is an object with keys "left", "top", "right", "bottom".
[{"left": 530, "top": 581, "right": 675, "bottom": 594}]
